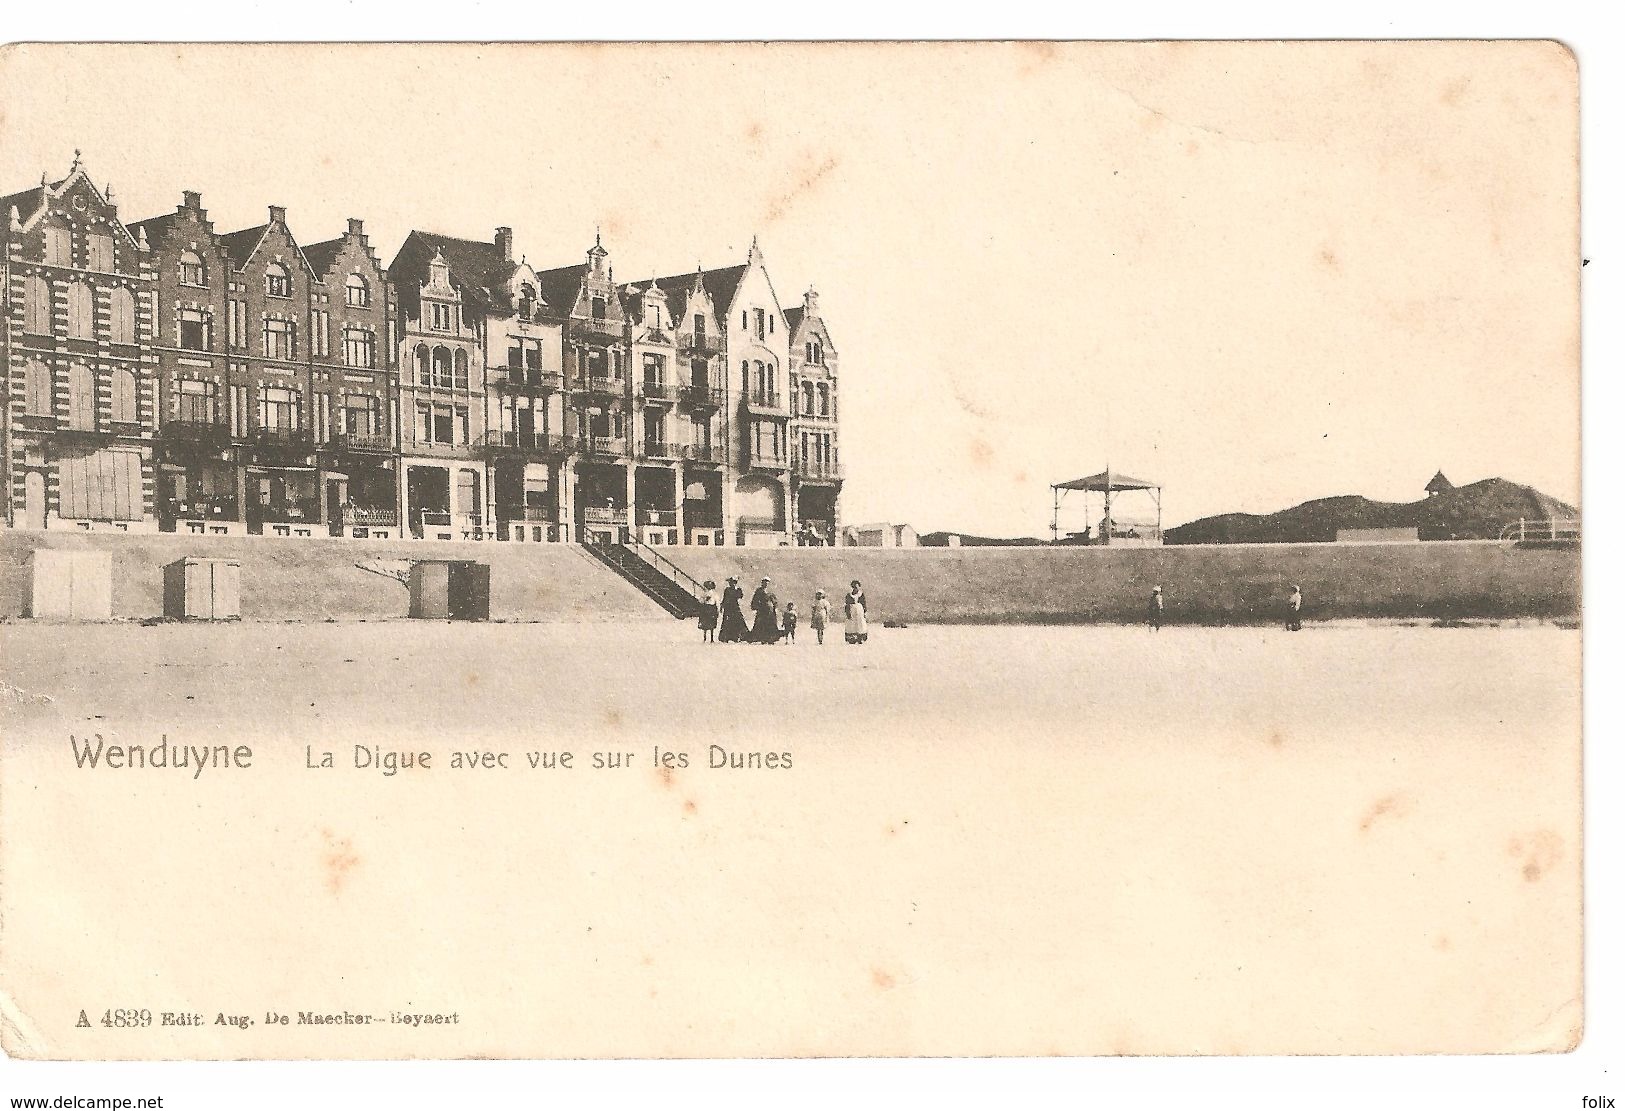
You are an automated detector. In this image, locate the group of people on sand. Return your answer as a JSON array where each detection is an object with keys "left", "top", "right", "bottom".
[
  {"left": 697, "top": 577, "right": 870, "bottom": 646},
  {"left": 1146, "top": 583, "right": 1304, "bottom": 631}
]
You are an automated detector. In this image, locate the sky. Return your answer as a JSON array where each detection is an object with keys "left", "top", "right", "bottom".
[{"left": 0, "top": 42, "right": 1580, "bottom": 535}]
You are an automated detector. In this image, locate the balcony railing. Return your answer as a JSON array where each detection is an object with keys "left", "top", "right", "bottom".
[
  {"left": 249, "top": 496, "right": 320, "bottom": 524},
  {"left": 678, "top": 331, "right": 722, "bottom": 355},
  {"left": 502, "top": 505, "right": 557, "bottom": 523},
  {"left": 572, "top": 374, "right": 625, "bottom": 397},
  {"left": 163, "top": 494, "right": 239, "bottom": 520},
  {"left": 492, "top": 366, "right": 563, "bottom": 391},
  {"left": 483, "top": 430, "right": 570, "bottom": 456},
  {"left": 581, "top": 506, "right": 628, "bottom": 525},
  {"left": 164, "top": 419, "right": 229, "bottom": 444},
  {"left": 578, "top": 435, "right": 628, "bottom": 458},
  {"left": 641, "top": 441, "right": 681, "bottom": 461},
  {"left": 749, "top": 453, "right": 790, "bottom": 471},
  {"left": 792, "top": 458, "right": 844, "bottom": 480},
  {"left": 679, "top": 385, "right": 725, "bottom": 409},
  {"left": 251, "top": 426, "right": 312, "bottom": 447},
  {"left": 341, "top": 505, "right": 398, "bottom": 527},
  {"left": 746, "top": 391, "right": 785, "bottom": 410},
  {"left": 639, "top": 380, "right": 676, "bottom": 402},
  {"left": 683, "top": 444, "right": 724, "bottom": 464},
  {"left": 637, "top": 508, "right": 678, "bottom": 527},
  {"left": 577, "top": 316, "right": 625, "bottom": 339},
  {"left": 328, "top": 430, "right": 394, "bottom": 453}
]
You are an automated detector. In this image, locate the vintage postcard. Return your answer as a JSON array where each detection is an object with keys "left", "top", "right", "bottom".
[{"left": 0, "top": 40, "right": 1581, "bottom": 1060}]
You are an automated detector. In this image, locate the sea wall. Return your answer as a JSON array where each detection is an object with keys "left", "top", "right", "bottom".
[
  {"left": 0, "top": 530, "right": 659, "bottom": 622},
  {"left": 662, "top": 541, "right": 1581, "bottom": 625}
]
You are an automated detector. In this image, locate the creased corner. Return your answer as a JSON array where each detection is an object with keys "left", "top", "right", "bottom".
[{"left": 0, "top": 985, "right": 51, "bottom": 1060}]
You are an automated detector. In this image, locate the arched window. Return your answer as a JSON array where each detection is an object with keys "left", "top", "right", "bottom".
[
  {"left": 112, "top": 367, "right": 138, "bottom": 423},
  {"left": 818, "top": 382, "right": 831, "bottom": 418},
  {"left": 453, "top": 349, "right": 470, "bottom": 390},
  {"left": 415, "top": 345, "right": 432, "bottom": 387},
  {"left": 67, "top": 363, "right": 95, "bottom": 430},
  {"left": 44, "top": 223, "right": 71, "bottom": 267},
  {"left": 345, "top": 273, "right": 370, "bottom": 307},
  {"left": 802, "top": 380, "right": 815, "bottom": 415},
  {"left": 24, "top": 359, "right": 52, "bottom": 416},
  {"left": 23, "top": 275, "right": 51, "bottom": 335},
  {"left": 66, "top": 281, "right": 95, "bottom": 339},
  {"left": 740, "top": 360, "right": 750, "bottom": 390},
  {"left": 517, "top": 283, "right": 536, "bottom": 318},
  {"left": 86, "top": 232, "right": 114, "bottom": 272},
  {"left": 433, "top": 347, "right": 453, "bottom": 389},
  {"left": 265, "top": 262, "right": 291, "bottom": 298},
  {"left": 109, "top": 287, "right": 136, "bottom": 344},
  {"left": 179, "top": 251, "right": 207, "bottom": 286}
]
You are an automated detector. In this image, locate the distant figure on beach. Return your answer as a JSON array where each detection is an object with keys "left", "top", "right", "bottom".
[
  {"left": 782, "top": 601, "right": 799, "bottom": 644},
  {"left": 1148, "top": 585, "right": 1163, "bottom": 631},
  {"left": 751, "top": 577, "right": 783, "bottom": 644},
  {"left": 811, "top": 590, "right": 832, "bottom": 645},
  {"left": 718, "top": 576, "right": 749, "bottom": 643},
  {"left": 1286, "top": 584, "right": 1303, "bottom": 632},
  {"left": 844, "top": 580, "right": 869, "bottom": 645},
  {"left": 698, "top": 579, "right": 719, "bottom": 643}
]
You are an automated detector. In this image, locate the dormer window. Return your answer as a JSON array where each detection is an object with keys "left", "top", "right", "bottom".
[
  {"left": 180, "top": 250, "right": 207, "bottom": 287},
  {"left": 265, "top": 262, "right": 292, "bottom": 298},
  {"left": 517, "top": 283, "right": 536, "bottom": 319},
  {"left": 591, "top": 296, "right": 607, "bottom": 321},
  {"left": 345, "top": 273, "right": 370, "bottom": 308}
]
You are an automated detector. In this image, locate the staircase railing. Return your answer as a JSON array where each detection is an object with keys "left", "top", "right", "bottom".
[
  {"left": 580, "top": 537, "right": 705, "bottom": 618},
  {"left": 621, "top": 538, "right": 707, "bottom": 604}
]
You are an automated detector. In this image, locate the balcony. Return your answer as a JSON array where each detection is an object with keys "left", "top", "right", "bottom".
[
  {"left": 581, "top": 505, "right": 628, "bottom": 526},
  {"left": 252, "top": 426, "right": 313, "bottom": 447},
  {"left": 328, "top": 430, "right": 394, "bottom": 453},
  {"left": 745, "top": 391, "right": 786, "bottom": 412},
  {"left": 792, "top": 458, "right": 844, "bottom": 481},
  {"left": 637, "top": 508, "right": 678, "bottom": 527},
  {"left": 163, "top": 419, "right": 230, "bottom": 447},
  {"left": 748, "top": 453, "right": 791, "bottom": 473},
  {"left": 502, "top": 505, "right": 556, "bottom": 524},
  {"left": 163, "top": 494, "right": 239, "bottom": 521},
  {"left": 341, "top": 505, "right": 399, "bottom": 528},
  {"left": 575, "top": 316, "right": 625, "bottom": 340},
  {"left": 678, "top": 331, "right": 722, "bottom": 355},
  {"left": 15, "top": 413, "right": 58, "bottom": 432},
  {"left": 639, "top": 380, "right": 677, "bottom": 403},
  {"left": 491, "top": 366, "right": 562, "bottom": 392},
  {"left": 683, "top": 443, "right": 724, "bottom": 465},
  {"left": 483, "top": 430, "right": 570, "bottom": 458},
  {"left": 679, "top": 385, "right": 725, "bottom": 410},
  {"left": 249, "top": 496, "right": 320, "bottom": 526},
  {"left": 641, "top": 441, "right": 681, "bottom": 461},
  {"left": 578, "top": 435, "right": 628, "bottom": 459},
  {"left": 571, "top": 375, "right": 626, "bottom": 399}
]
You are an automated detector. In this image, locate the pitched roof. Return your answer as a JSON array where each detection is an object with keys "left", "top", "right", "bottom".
[
  {"left": 631, "top": 263, "right": 749, "bottom": 324},
  {"left": 1, "top": 183, "right": 47, "bottom": 224},
  {"left": 124, "top": 211, "right": 179, "bottom": 247},
  {"left": 531, "top": 262, "right": 589, "bottom": 318},
  {"left": 219, "top": 224, "right": 269, "bottom": 267},
  {"left": 398, "top": 230, "right": 520, "bottom": 311},
  {"left": 302, "top": 237, "right": 345, "bottom": 278},
  {"left": 783, "top": 305, "right": 805, "bottom": 332},
  {"left": 1425, "top": 470, "right": 1454, "bottom": 493}
]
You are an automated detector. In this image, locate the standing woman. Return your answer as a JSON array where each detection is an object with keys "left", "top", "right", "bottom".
[
  {"left": 698, "top": 579, "right": 719, "bottom": 643},
  {"left": 718, "top": 576, "right": 749, "bottom": 643},
  {"left": 1286, "top": 583, "right": 1303, "bottom": 632},
  {"left": 750, "top": 577, "right": 782, "bottom": 644},
  {"left": 844, "top": 580, "right": 869, "bottom": 645}
]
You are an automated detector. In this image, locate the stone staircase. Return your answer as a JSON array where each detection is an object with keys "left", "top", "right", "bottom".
[{"left": 581, "top": 540, "right": 705, "bottom": 619}]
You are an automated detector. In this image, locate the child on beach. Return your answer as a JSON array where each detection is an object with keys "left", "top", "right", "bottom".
[
  {"left": 782, "top": 601, "right": 799, "bottom": 643},
  {"left": 698, "top": 580, "right": 719, "bottom": 642},
  {"left": 810, "top": 591, "right": 832, "bottom": 644}
]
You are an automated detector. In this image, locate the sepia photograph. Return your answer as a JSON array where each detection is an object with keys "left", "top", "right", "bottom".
[{"left": 0, "top": 30, "right": 1603, "bottom": 1101}]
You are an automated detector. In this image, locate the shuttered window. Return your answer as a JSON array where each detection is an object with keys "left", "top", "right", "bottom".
[
  {"left": 58, "top": 449, "right": 143, "bottom": 521},
  {"left": 66, "top": 281, "right": 95, "bottom": 339},
  {"left": 24, "top": 359, "right": 53, "bottom": 416},
  {"left": 112, "top": 368, "right": 138, "bottom": 424},
  {"left": 23, "top": 276, "right": 51, "bottom": 334},
  {"left": 109, "top": 287, "right": 137, "bottom": 344},
  {"left": 67, "top": 363, "right": 96, "bottom": 430}
]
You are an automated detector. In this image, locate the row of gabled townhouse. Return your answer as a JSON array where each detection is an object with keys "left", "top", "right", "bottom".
[{"left": 1, "top": 157, "right": 844, "bottom": 548}]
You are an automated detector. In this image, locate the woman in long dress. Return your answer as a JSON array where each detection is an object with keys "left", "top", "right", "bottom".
[
  {"left": 718, "top": 576, "right": 749, "bottom": 643},
  {"left": 697, "top": 579, "right": 719, "bottom": 642},
  {"left": 844, "top": 580, "right": 869, "bottom": 645},
  {"left": 750, "top": 577, "right": 782, "bottom": 644}
]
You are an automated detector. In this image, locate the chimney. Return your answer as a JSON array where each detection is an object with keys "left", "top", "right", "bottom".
[
  {"left": 182, "top": 190, "right": 202, "bottom": 211},
  {"left": 347, "top": 218, "right": 365, "bottom": 237},
  {"left": 804, "top": 287, "right": 819, "bottom": 317},
  {"left": 268, "top": 204, "right": 286, "bottom": 224},
  {"left": 495, "top": 226, "right": 513, "bottom": 262}
]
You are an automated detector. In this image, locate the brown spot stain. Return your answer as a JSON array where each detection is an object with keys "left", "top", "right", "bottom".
[
  {"left": 1266, "top": 729, "right": 1286, "bottom": 749},
  {"left": 1318, "top": 246, "right": 1340, "bottom": 271},
  {"left": 968, "top": 437, "right": 994, "bottom": 467},
  {"left": 1434, "top": 935, "right": 1453, "bottom": 952},
  {"left": 1508, "top": 829, "right": 1563, "bottom": 883},
  {"left": 320, "top": 829, "right": 360, "bottom": 895},
  {"left": 763, "top": 154, "right": 840, "bottom": 224},
  {"left": 605, "top": 708, "right": 623, "bottom": 728},
  {"left": 871, "top": 968, "right": 896, "bottom": 990},
  {"left": 464, "top": 670, "right": 481, "bottom": 688},
  {"left": 745, "top": 120, "right": 764, "bottom": 142},
  {"left": 658, "top": 766, "right": 673, "bottom": 788},
  {"left": 1013, "top": 470, "right": 1029, "bottom": 485},
  {"left": 1015, "top": 41, "right": 1060, "bottom": 76},
  {"left": 1440, "top": 76, "right": 1471, "bottom": 106},
  {"left": 1358, "top": 793, "right": 1412, "bottom": 832},
  {"left": 1184, "top": 138, "right": 1200, "bottom": 157},
  {"left": 683, "top": 799, "right": 697, "bottom": 815}
]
